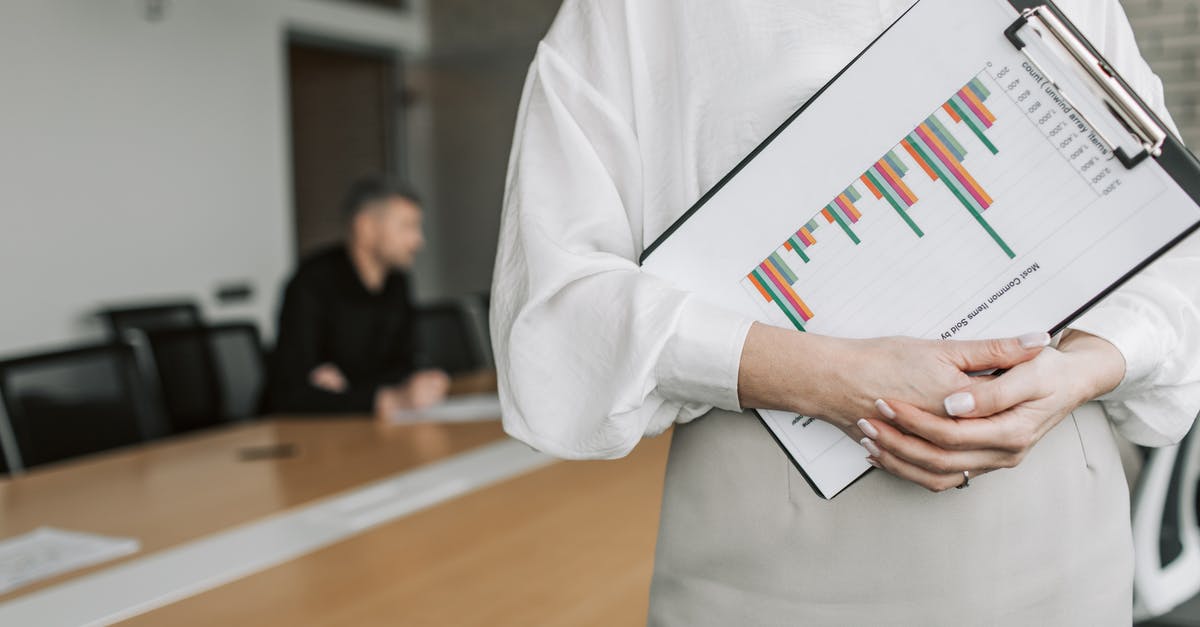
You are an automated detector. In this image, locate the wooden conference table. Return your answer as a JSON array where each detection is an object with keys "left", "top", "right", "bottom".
[{"left": 0, "top": 379, "right": 671, "bottom": 625}]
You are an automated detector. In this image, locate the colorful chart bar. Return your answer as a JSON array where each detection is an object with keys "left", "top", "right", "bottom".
[
  {"left": 745, "top": 75, "right": 1012, "bottom": 331},
  {"left": 832, "top": 187, "right": 862, "bottom": 223},
  {"left": 862, "top": 149, "right": 924, "bottom": 238},
  {"left": 748, "top": 260, "right": 815, "bottom": 332},
  {"left": 945, "top": 78, "right": 999, "bottom": 154},
  {"left": 822, "top": 186, "right": 863, "bottom": 245},
  {"left": 904, "top": 121, "right": 1013, "bottom": 258}
]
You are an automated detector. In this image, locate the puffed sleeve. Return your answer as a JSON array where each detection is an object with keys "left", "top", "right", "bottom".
[
  {"left": 1058, "top": 0, "right": 1200, "bottom": 446},
  {"left": 490, "top": 4, "right": 754, "bottom": 459}
]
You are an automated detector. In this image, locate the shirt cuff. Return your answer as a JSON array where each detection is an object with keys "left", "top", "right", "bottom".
[
  {"left": 1068, "top": 297, "right": 1162, "bottom": 399},
  {"left": 655, "top": 296, "right": 754, "bottom": 412}
]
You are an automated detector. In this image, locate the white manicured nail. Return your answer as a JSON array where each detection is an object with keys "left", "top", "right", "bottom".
[
  {"left": 860, "top": 437, "right": 882, "bottom": 457},
  {"left": 867, "top": 458, "right": 882, "bottom": 469},
  {"left": 1019, "top": 331, "right": 1051, "bottom": 349},
  {"left": 944, "top": 392, "right": 975, "bottom": 417},
  {"left": 857, "top": 419, "right": 879, "bottom": 439},
  {"left": 874, "top": 399, "right": 897, "bottom": 420}
]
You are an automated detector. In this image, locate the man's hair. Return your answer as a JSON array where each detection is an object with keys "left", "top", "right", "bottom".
[{"left": 341, "top": 176, "right": 422, "bottom": 221}]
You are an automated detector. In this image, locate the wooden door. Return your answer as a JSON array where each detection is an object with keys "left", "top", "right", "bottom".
[{"left": 288, "top": 41, "right": 401, "bottom": 257}]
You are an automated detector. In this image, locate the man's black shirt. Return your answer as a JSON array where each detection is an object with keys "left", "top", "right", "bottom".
[{"left": 267, "top": 245, "right": 416, "bottom": 413}]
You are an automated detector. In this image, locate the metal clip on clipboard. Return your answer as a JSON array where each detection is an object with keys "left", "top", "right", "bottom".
[{"left": 1004, "top": 4, "right": 1167, "bottom": 169}]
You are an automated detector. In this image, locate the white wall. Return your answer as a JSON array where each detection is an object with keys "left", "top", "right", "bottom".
[{"left": 0, "top": 0, "right": 427, "bottom": 357}]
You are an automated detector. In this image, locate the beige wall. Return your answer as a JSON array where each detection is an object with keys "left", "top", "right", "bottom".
[
  {"left": 409, "top": 0, "right": 561, "bottom": 299},
  {"left": 1122, "top": 0, "right": 1200, "bottom": 146}
]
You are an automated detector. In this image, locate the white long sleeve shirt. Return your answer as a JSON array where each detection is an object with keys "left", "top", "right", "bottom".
[{"left": 491, "top": 0, "right": 1200, "bottom": 458}]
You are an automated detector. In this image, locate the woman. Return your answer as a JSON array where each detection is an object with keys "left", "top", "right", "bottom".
[{"left": 491, "top": 0, "right": 1200, "bottom": 624}]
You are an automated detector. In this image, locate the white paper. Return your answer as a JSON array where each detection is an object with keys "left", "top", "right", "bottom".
[
  {"left": 642, "top": 0, "right": 1200, "bottom": 498},
  {"left": 388, "top": 393, "right": 503, "bottom": 424},
  {"left": 0, "top": 528, "right": 140, "bottom": 595}
]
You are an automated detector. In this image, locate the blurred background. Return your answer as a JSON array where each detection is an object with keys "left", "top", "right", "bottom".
[
  {"left": 0, "top": 1, "right": 1198, "bottom": 625},
  {"left": 0, "top": 0, "right": 565, "bottom": 357},
  {"left": 1126, "top": 0, "right": 1200, "bottom": 146},
  {"left": 0, "top": 0, "right": 1194, "bottom": 358}
]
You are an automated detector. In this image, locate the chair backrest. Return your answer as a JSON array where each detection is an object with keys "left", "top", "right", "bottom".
[
  {"left": 207, "top": 323, "right": 265, "bottom": 421},
  {"left": 0, "top": 343, "right": 158, "bottom": 471},
  {"left": 0, "top": 386, "right": 15, "bottom": 476},
  {"left": 414, "top": 301, "right": 488, "bottom": 375},
  {"left": 1132, "top": 416, "right": 1200, "bottom": 620},
  {"left": 99, "top": 302, "right": 203, "bottom": 341},
  {"left": 142, "top": 322, "right": 265, "bottom": 431},
  {"left": 0, "top": 418, "right": 11, "bottom": 475},
  {"left": 141, "top": 326, "right": 224, "bottom": 434}
]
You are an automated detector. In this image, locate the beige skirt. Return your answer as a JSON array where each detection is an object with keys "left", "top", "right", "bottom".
[{"left": 647, "top": 401, "right": 1132, "bottom": 626}]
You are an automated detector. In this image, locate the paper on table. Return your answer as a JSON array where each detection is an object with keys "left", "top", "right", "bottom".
[
  {"left": 0, "top": 527, "right": 139, "bottom": 595},
  {"left": 388, "top": 393, "right": 503, "bottom": 424}
]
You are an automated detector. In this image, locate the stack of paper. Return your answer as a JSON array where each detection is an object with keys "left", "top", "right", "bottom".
[
  {"left": 0, "top": 527, "right": 140, "bottom": 595},
  {"left": 388, "top": 393, "right": 503, "bottom": 424}
]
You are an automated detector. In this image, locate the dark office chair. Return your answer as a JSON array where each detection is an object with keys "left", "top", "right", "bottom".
[
  {"left": 141, "top": 322, "right": 265, "bottom": 432},
  {"left": 1132, "top": 415, "right": 1200, "bottom": 620},
  {"left": 98, "top": 301, "right": 204, "bottom": 427},
  {"left": 98, "top": 301, "right": 203, "bottom": 340},
  {"left": 0, "top": 397, "right": 13, "bottom": 476},
  {"left": 0, "top": 343, "right": 159, "bottom": 471},
  {"left": 141, "top": 326, "right": 222, "bottom": 433},
  {"left": 414, "top": 301, "right": 489, "bottom": 375},
  {"left": 207, "top": 323, "right": 265, "bottom": 420}
]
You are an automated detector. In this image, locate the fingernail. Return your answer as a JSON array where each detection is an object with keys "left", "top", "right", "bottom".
[
  {"left": 944, "top": 392, "right": 975, "bottom": 417},
  {"left": 867, "top": 458, "right": 882, "bottom": 469},
  {"left": 874, "top": 399, "right": 897, "bottom": 420},
  {"left": 1019, "top": 331, "right": 1051, "bottom": 349},
  {"left": 857, "top": 419, "right": 879, "bottom": 439},
  {"left": 860, "top": 437, "right": 882, "bottom": 457}
]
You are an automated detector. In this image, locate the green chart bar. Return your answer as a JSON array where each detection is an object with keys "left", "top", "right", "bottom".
[
  {"left": 906, "top": 132, "right": 1015, "bottom": 259},
  {"left": 827, "top": 206, "right": 861, "bottom": 245},
  {"left": 947, "top": 97, "right": 999, "bottom": 155},
  {"left": 863, "top": 168, "right": 924, "bottom": 238},
  {"left": 787, "top": 236, "right": 811, "bottom": 263}
]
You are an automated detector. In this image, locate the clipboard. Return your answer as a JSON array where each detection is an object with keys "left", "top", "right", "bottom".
[
  {"left": 638, "top": 0, "right": 1200, "bottom": 499},
  {"left": 1002, "top": 0, "right": 1200, "bottom": 322}
]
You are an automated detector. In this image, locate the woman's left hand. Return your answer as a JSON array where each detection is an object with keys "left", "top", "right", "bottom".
[{"left": 858, "top": 330, "right": 1127, "bottom": 492}]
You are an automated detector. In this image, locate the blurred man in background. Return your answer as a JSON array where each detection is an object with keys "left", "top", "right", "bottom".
[{"left": 267, "top": 176, "right": 449, "bottom": 418}]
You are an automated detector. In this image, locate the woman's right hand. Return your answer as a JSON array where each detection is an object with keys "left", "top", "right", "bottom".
[{"left": 736, "top": 322, "right": 1052, "bottom": 439}]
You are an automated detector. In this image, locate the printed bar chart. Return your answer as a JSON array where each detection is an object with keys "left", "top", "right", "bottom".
[{"left": 744, "top": 74, "right": 1011, "bottom": 331}]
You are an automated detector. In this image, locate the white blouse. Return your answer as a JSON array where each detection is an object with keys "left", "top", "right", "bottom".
[{"left": 491, "top": 0, "right": 1200, "bottom": 457}]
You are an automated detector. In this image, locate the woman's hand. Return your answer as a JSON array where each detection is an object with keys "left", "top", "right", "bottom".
[
  {"left": 859, "top": 330, "right": 1126, "bottom": 491},
  {"left": 737, "top": 322, "right": 1052, "bottom": 438}
]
